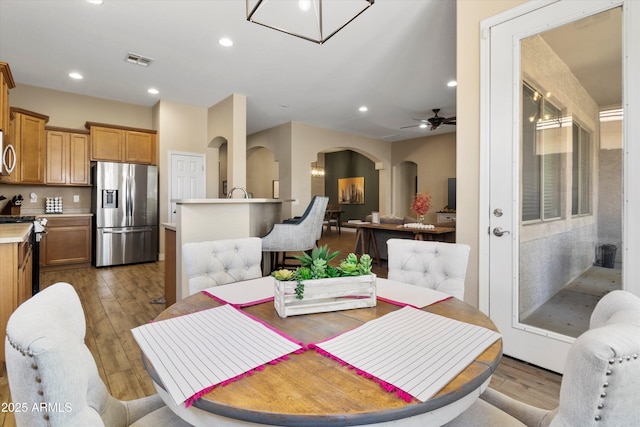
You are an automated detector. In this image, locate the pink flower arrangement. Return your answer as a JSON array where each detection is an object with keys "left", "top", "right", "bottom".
[{"left": 411, "top": 192, "right": 431, "bottom": 216}]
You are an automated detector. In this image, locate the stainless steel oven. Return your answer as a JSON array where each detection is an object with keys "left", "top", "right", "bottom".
[{"left": 0, "top": 215, "right": 46, "bottom": 294}]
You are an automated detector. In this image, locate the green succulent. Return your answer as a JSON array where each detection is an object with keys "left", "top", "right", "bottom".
[
  {"left": 359, "top": 254, "right": 372, "bottom": 275},
  {"left": 278, "top": 245, "right": 372, "bottom": 300}
]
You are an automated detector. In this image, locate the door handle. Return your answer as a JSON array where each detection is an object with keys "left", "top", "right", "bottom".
[{"left": 493, "top": 227, "right": 511, "bottom": 237}]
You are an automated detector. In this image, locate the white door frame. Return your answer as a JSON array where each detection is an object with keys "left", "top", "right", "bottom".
[{"left": 479, "top": 0, "right": 640, "bottom": 371}]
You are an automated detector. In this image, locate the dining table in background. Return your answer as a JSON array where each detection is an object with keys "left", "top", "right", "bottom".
[
  {"left": 140, "top": 282, "right": 502, "bottom": 427},
  {"left": 344, "top": 222, "right": 456, "bottom": 266},
  {"left": 323, "top": 206, "right": 344, "bottom": 234}
]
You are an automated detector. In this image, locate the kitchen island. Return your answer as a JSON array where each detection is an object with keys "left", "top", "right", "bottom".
[{"left": 171, "top": 198, "right": 289, "bottom": 303}]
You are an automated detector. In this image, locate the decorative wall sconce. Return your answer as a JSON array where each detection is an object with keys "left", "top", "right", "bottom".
[
  {"left": 246, "top": 0, "right": 374, "bottom": 45},
  {"left": 311, "top": 162, "right": 325, "bottom": 177}
]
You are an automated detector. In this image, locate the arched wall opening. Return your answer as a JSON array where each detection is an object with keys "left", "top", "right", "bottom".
[{"left": 319, "top": 149, "right": 381, "bottom": 222}]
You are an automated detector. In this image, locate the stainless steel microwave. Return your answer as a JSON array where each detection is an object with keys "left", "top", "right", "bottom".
[{"left": 0, "top": 129, "right": 17, "bottom": 175}]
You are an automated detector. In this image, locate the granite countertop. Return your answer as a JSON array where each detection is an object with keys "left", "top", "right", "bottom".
[
  {"left": 161, "top": 223, "right": 176, "bottom": 231},
  {"left": 38, "top": 213, "right": 93, "bottom": 217},
  {"left": 0, "top": 223, "right": 32, "bottom": 244}
]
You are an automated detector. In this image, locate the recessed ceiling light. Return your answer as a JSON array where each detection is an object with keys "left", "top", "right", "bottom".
[
  {"left": 86, "top": 0, "right": 103, "bottom": 4},
  {"left": 147, "top": 88, "right": 159, "bottom": 95},
  {"left": 298, "top": 0, "right": 311, "bottom": 12},
  {"left": 218, "top": 37, "right": 233, "bottom": 47},
  {"left": 447, "top": 80, "right": 457, "bottom": 87},
  {"left": 359, "top": 106, "right": 368, "bottom": 112},
  {"left": 69, "top": 72, "right": 83, "bottom": 80}
]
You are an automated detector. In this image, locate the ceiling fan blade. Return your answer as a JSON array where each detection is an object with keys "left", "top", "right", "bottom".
[
  {"left": 443, "top": 116, "right": 456, "bottom": 124},
  {"left": 400, "top": 124, "right": 420, "bottom": 129}
]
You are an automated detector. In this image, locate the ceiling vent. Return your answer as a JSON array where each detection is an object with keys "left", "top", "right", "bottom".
[{"left": 125, "top": 52, "right": 154, "bottom": 67}]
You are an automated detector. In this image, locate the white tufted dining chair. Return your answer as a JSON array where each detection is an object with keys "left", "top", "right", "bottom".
[
  {"left": 4, "top": 282, "right": 193, "bottom": 427},
  {"left": 182, "top": 237, "right": 263, "bottom": 295},
  {"left": 386, "top": 239, "right": 470, "bottom": 300},
  {"left": 445, "top": 289, "right": 640, "bottom": 426}
]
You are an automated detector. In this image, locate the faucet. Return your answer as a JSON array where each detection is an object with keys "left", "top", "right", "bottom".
[{"left": 227, "top": 186, "right": 249, "bottom": 199}]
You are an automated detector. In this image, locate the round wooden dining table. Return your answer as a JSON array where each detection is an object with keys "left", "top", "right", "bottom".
[{"left": 144, "top": 288, "right": 502, "bottom": 427}]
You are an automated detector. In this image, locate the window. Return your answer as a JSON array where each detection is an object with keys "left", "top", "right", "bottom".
[
  {"left": 572, "top": 123, "right": 591, "bottom": 215},
  {"left": 521, "top": 83, "right": 563, "bottom": 222}
]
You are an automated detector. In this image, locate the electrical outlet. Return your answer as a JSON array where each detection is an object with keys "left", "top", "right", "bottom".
[{"left": 73, "top": 195, "right": 80, "bottom": 203}]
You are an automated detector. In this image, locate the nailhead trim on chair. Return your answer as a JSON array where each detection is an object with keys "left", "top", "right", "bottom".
[
  {"left": 596, "top": 353, "right": 639, "bottom": 421},
  {"left": 6, "top": 333, "right": 50, "bottom": 424}
]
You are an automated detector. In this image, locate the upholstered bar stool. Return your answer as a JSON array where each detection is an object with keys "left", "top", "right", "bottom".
[{"left": 261, "top": 196, "right": 328, "bottom": 271}]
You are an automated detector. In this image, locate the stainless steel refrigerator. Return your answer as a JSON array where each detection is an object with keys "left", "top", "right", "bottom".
[{"left": 92, "top": 162, "right": 158, "bottom": 267}]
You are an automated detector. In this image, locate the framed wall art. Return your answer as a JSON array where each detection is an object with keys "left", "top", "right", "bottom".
[{"left": 338, "top": 177, "right": 364, "bottom": 204}]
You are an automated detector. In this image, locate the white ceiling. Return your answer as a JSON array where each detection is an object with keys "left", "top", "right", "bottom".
[{"left": 0, "top": 0, "right": 458, "bottom": 141}]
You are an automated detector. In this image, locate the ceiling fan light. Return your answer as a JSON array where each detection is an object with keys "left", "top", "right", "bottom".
[{"left": 419, "top": 123, "right": 427, "bottom": 129}]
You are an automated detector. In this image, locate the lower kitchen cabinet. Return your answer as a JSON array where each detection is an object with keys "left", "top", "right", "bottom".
[
  {"left": 40, "top": 215, "right": 92, "bottom": 270},
  {"left": 0, "top": 229, "right": 32, "bottom": 370}
]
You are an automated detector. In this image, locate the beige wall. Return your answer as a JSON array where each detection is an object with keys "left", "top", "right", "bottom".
[
  {"left": 208, "top": 94, "right": 247, "bottom": 192},
  {"left": 457, "top": 0, "right": 528, "bottom": 307},
  {"left": 391, "top": 132, "right": 456, "bottom": 223},
  {"left": 291, "top": 122, "right": 392, "bottom": 218},
  {"left": 247, "top": 147, "right": 278, "bottom": 198},
  {"left": 248, "top": 121, "right": 393, "bottom": 219},
  {"left": 3, "top": 83, "right": 154, "bottom": 240},
  {"left": 7, "top": 83, "right": 456, "bottom": 263},
  {"left": 10, "top": 84, "right": 153, "bottom": 129},
  {"left": 153, "top": 100, "right": 208, "bottom": 255}
]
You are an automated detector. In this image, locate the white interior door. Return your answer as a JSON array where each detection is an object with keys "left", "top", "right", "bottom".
[
  {"left": 482, "top": 0, "right": 640, "bottom": 373},
  {"left": 169, "top": 152, "right": 205, "bottom": 223}
]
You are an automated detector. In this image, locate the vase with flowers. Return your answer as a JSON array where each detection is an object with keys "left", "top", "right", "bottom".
[{"left": 412, "top": 191, "right": 431, "bottom": 223}]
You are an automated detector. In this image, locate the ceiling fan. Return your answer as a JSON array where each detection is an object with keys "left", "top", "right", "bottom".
[{"left": 401, "top": 109, "right": 456, "bottom": 131}]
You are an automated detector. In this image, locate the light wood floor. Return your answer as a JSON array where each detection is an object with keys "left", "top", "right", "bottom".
[{"left": 0, "top": 229, "right": 562, "bottom": 426}]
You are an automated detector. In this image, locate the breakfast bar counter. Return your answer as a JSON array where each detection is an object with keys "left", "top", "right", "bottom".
[{"left": 172, "top": 198, "right": 289, "bottom": 301}]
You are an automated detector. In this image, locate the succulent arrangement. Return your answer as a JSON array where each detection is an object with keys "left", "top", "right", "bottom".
[{"left": 272, "top": 245, "right": 372, "bottom": 299}]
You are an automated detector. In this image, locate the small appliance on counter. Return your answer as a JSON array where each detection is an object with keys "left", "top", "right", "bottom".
[
  {"left": 45, "top": 196, "right": 63, "bottom": 213},
  {"left": 1, "top": 194, "right": 23, "bottom": 215}
]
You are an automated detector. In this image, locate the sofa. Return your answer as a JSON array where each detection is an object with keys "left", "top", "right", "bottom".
[{"left": 356, "top": 215, "right": 456, "bottom": 261}]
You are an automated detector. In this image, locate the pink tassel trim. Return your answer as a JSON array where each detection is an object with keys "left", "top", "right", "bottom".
[
  {"left": 377, "top": 295, "right": 451, "bottom": 308},
  {"left": 183, "top": 305, "right": 307, "bottom": 408},
  {"left": 201, "top": 290, "right": 274, "bottom": 308},
  {"left": 184, "top": 353, "right": 297, "bottom": 407},
  {"left": 308, "top": 343, "right": 415, "bottom": 403}
]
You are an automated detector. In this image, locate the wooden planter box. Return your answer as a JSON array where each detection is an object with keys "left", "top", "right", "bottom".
[{"left": 274, "top": 274, "right": 377, "bottom": 318}]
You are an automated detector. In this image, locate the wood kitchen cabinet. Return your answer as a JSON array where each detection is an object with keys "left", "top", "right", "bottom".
[
  {"left": 40, "top": 215, "right": 92, "bottom": 270},
  {"left": 46, "top": 127, "right": 90, "bottom": 186},
  {"left": 0, "top": 62, "right": 15, "bottom": 139},
  {"left": 0, "top": 227, "right": 32, "bottom": 371},
  {"left": 86, "top": 121, "right": 157, "bottom": 165},
  {"left": 0, "top": 108, "right": 49, "bottom": 184}
]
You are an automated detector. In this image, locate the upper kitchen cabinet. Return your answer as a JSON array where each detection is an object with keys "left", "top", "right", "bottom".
[
  {"left": 0, "top": 108, "right": 48, "bottom": 184},
  {"left": 0, "top": 62, "right": 15, "bottom": 138},
  {"left": 46, "top": 127, "right": 90, "bottom": 186},
  {"left": 86, "top": 122, "right": 157, "bottom": 165}
]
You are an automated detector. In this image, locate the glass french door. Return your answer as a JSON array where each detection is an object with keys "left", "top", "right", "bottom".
[{"left": 483, "top": 0, "right": 639, "bottom": 373}]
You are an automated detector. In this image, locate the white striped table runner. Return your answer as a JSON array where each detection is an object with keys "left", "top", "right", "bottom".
[
  {"left": 132, "top": 304, "right": 303, "bottom": 406},
  {"left": 315, "top": 306, "right": 501, "bottom": 402}
]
